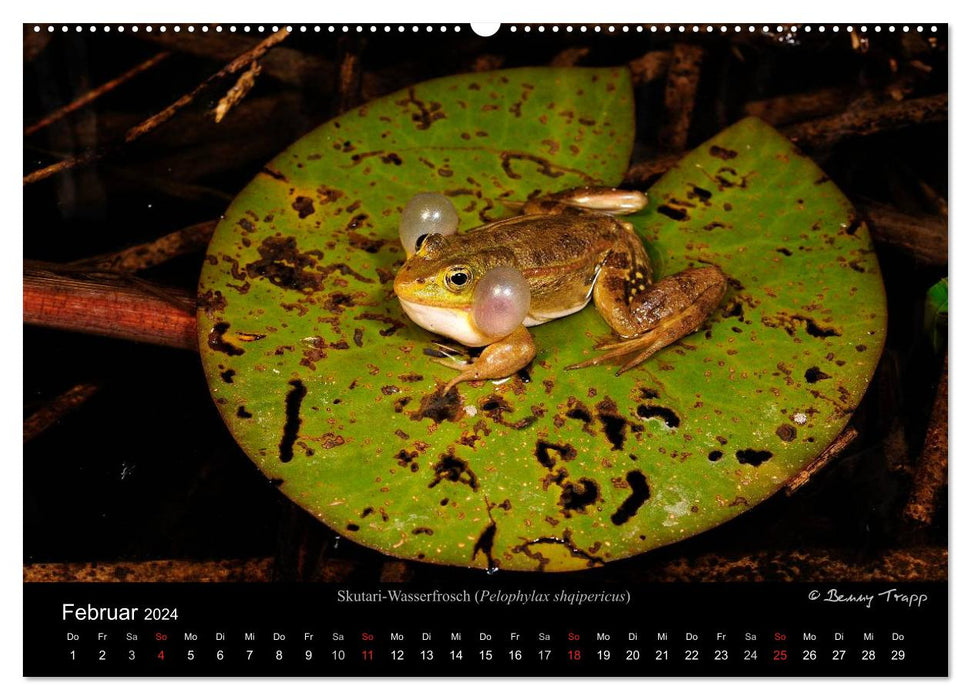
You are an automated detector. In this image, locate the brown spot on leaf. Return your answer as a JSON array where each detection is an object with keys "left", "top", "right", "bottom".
[
  {"left": 291, "top": 196, "right": 315, "bottom": 219},
  {"left": 428, "top": 451, "right": 478, "bottom": 491},
  {"left": 355, "top": 312, "right": 405, "bottom": 336},
  {"left": 636, "top": 404, "right": 681, "bottom": 428},
  {"left": 736, "top": 448, "right": 773, "bottom": 467},
  {"left": 596, "top": 397, "right": 628, "bottom": 451},
  {"left": 534, "top": 440, "right": 577, "bottom": 469},
  {"left": 804, "top": 366, "right": 831, "bottom": 383},
  {"left": 559, "top": 478, "right": 600, "bottom": 514},
  {"left": 610, "top": 471, "right": 650, "bottom": 525},
  {"left": 208, "top": 323, "right": 244, "bottom": 356},
  {"left": 246, "top": 236, "right": 323, "bottom": 293},
  {"left": 657, "top": 204, "right": 689, "bottom": 221},
  {"left": 411, "top": 386, "right": 463, "bottom": 423},
  {"left": 279, "top": 380, "right": 307, "bottom": 464},
  {"left": 709, "top": 145, "right": 738, "bottom": 160}
]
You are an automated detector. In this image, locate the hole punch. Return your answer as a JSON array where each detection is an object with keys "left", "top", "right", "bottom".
[{"left": 471, "top": 23, "right": 500, "bottom": 37}]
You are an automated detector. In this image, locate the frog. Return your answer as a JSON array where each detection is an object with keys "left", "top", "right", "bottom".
[{"left": 393, "top": 187, "right": 728, "bottom": 393}]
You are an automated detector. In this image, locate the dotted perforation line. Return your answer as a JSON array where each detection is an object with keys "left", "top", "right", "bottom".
[{"left": 30, "top": 24, "right": 941, "bottom": 35}]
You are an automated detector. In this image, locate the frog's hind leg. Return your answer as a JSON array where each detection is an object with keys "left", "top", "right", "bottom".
[
  {"left": 521, "top": 187, "right": 649, "bottom": 216},
  {"left": 568, "top": 233, "right": 727, "bottom": 374}
]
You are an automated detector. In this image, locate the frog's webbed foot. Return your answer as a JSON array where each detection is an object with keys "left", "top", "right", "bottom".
[
  {"left": 437, "top": 326, "right": 536, "bottom": 394},
  {"left": 566, "top": 333, "right": 676, "bottom": 376},
  {"left": 569, "top": 266, "right": 728, "bottom": 375}
]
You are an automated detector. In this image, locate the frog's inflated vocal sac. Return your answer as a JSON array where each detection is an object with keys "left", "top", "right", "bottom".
[{"left": 393, "top": 187, "right": 728, "bottom": 392}]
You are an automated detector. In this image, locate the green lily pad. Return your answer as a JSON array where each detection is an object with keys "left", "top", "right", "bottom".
[
  {"left": 924, "top": 278, "right": 947, "bottom": 354},
  {"left": 198, "top": 68, "right": 886, "bottom": 572}
]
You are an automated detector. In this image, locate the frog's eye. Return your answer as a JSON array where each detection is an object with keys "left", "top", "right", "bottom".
[
  {"left": 472, "top": 267, "right": 531, "bottom": 339},
  {"left": 399, "top": 193, "right": 459, "bottom": 256},
  {"left": 444, "top": 266, "right": 473, "bottom": 292}
]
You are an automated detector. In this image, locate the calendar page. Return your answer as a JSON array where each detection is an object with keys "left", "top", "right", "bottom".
[{"left": 22, "top": 19, "right": 948, "bottom": 677}]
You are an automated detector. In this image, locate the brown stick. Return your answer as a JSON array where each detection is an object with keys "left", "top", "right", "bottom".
[
  {"left": 24, "top": 558, "right": 275, "bottom": 583},
  {"left": 337, "top": 37, "right": 363, "bottom": 113},
  {"left": 137, "top": 32, "right": 333, "bottom": 89},
  {"left": 627, "top": 50, "right": 671, "bottom": 85},
  {"left": 637, "top": 546, "right": 947, "bottom": 583},
  {"left": 782, "top": 94, "right": 948, "bottom": 151},
  {"left": 904, "top": 355, "right": 948, "bottom": 527},
  {"left": 23, "top": 263, "right": 197, "bottom": 350},
  {"left": 858, "top": 201, "right": 948, "bottom": 267},
  {"left": 625, "top": 95, "right": 949, "bottom": 186},
  {"left": 551, "top": 47, "right": 590, "bottom": 68},
  {"left": 22, "top": 546, "right": 947, "bottom": 583},
  {"left": 213, "top": 62, "right": 261, "bottom": 124},
  {"left": 743, "top": 86, "right": 855, "bottom": 126},
  {"left": 622, "top": 153, "right": 682, "bottom": 186},
  {"left": 659, "top": 44, "right": 705, "bottom": 151},
  {"left": 785, "top": 427, "right": 858, "bottom": 495},
  {"left": 73, "top": 220, "right": 218, "bottom": 273},
  {"left": 23, "top": 383, "right": 100, "bottom": 443},
  {"left": 24, "top": 51, "right": 171, "bottom": 137},
  {"left": 23, "top": 28, "right": 291, "bottom": 186}
]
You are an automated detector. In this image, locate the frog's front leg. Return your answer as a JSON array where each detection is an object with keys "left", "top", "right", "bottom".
[
  {"left": 436, "top": 326, "right": 536, "bottom": 393},
  {"left": 569, "top": 230, "right": 727, "bottom": 375}
]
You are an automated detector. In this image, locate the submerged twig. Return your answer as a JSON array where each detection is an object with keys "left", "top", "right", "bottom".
[
  {"left": 859, "top": 201, "right": 948, "bottom": 267},
  {"left": 24, "top": 28, "right": 291, "bottom": 186},
  {"left": 628, "top": 50, "right": 671, "bottom": 85},
  {"left": 743, "top": 86, "right": 855, "bottom": 126},
  {"left": 72, "top": 220, "right": 218, "bottom": 273},
  {"left": 23, "top": 558, "right": 276, "bottom": 583},
  {"left": 624, "top": 95, "right": 950, "bottom": 200},
  {"left": 214, "top": 61, "right": 261, "bottom": 124},
  {"left": 23, "top": 383, "right": 101, "bottom": 443},
  {"left": 904, "top": 355, "right": 948, "bottom": 527},
  {"left": 21, "top": 546, "right": 948, "bottom": 583},
  {"left": 551, "top": 46, "right": 590, "bottom": 68},
  {"left": 659, "top": 43, "right": 704, "bottom": 152},
  {"left": 782, "top": 94, "right": 947, "bottom": 151},
  {"left": 24, "top": 51, "right": 171, "bottom": 137},
  {"left": 337, "top": 36, "right": 364, "bottom": 113},
  {"left": 785, "top": 427, "right": 858, "bottom": 495}
]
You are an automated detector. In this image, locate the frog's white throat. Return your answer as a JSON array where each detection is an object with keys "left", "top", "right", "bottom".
[
  {"left": 398, "top": 297, "right": 588, "bottom": 347},
  {"left": 398, "top": 299, "right": 493, "bottom": 347}
]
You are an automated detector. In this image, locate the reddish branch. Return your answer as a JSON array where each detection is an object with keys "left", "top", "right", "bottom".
[
  {"left": 23, "top": 28, "right": 291, "bottom": 186},
  {"left": 23, "top": 263, "right": 197, "bottom": 350}
]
